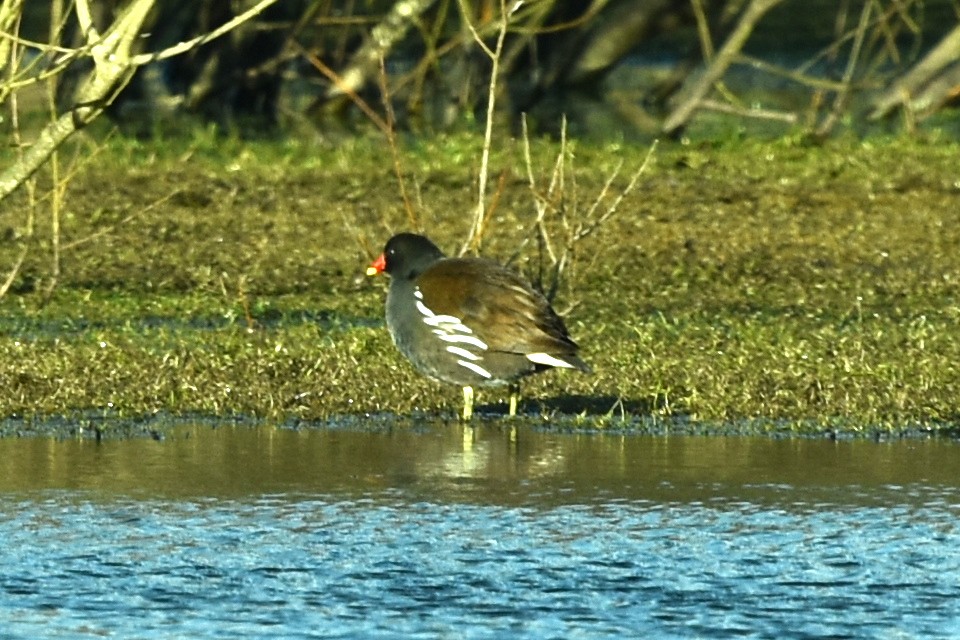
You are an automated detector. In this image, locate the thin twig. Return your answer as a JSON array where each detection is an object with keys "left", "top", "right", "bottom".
[
  {"left": 815, "top": 0, "right": 873, "bottom": 138},
  {"left": 515, "top": 112, "right": 556, "bottom": 267},
  {"left": 474, "top": 170, "right": 508, "bottom": 245},
  {"left": 574, "top": 140, "right": 659, "bottom": 243},
  {"left": 130, "top": 0, "right": 281, "bottom": 65},
  {"left": 296, "top": 41, "right": 390, "bottom": 134},
  {"left": 377, "top": 54, "right": 418, "bottom": 230},
  {"left": 734, "top": 54, "right": 847, "bottom": 91},
  {"left": 700, "top": 98, "right": 799, "bottom": 123},
  {"left": 663, "top": 0, "right": 784, "bottom": 135},
  {"left": 690, "top": 0, "right": 714, "bottom": 61},
  {"left": 582, "top": 160, "right": 623, "bottom": 224},
  {"left": 335, "top": 205, "right": 378, "bottom": 265},
  {"left": 458, "top": 0, "right": 512, "bottom": 255}
]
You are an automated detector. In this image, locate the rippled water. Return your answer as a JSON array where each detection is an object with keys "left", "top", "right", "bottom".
[{"left": 1, "top": 425, "right": 959, "bottom": 638}]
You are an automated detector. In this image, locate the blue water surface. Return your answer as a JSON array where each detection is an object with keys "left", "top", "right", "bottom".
[{"left": 1, "top": 426, "right": 958, "bottom": 639}]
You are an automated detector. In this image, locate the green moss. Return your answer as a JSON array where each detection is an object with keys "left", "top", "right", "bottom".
[{"left": 2, "top": 132, "right": 959, "bottom": 436}]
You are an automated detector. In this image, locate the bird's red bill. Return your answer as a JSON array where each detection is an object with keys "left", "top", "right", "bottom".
[{"left": 366, "top": 253, "right": 387, "bottom": 276}]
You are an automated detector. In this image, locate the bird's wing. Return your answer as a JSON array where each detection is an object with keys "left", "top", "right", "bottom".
[{"left": 416, "top": 258, "right": 577, "bottom": 356}]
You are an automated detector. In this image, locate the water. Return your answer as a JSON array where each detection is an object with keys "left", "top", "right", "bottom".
[{"left": 1, "top": 425, "right": 958, "bottom": 639}]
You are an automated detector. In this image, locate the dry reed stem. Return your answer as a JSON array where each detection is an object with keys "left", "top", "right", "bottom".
[{"left": 458, "top": 0, "right": 513, "bottom": 256}]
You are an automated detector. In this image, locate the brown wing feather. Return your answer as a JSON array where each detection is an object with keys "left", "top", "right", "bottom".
[{"left": 416, "top": 258, "right": 578, "bottom": 355}]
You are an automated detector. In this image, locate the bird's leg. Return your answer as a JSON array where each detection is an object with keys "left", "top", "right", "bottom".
[
  {"left": 462, "top": 385, "right": 474, "bottom": 421},
  {"left": 508, "top": 382, "right": 520, "bottom": 417}
]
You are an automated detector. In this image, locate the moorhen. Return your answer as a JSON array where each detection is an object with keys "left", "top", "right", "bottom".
[{"left": 366, "top": 233, "right": 589, "bottom": 420}]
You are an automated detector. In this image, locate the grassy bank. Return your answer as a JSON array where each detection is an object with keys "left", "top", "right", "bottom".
[{"left": 2, "top": 131, "right": 959, "bottom": 437}]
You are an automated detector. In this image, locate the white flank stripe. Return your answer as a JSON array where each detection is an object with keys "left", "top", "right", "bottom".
[
  {"left": 446, "top": 345, "right": 481, "bottom": 360},
  {"left": 414, "top": 293, "right": 489, "bottom": 352},
  {"left": 416, "top": 300, "right": 471, "bottom": 331},
  {"left": 424, "top": 314, "right": 468, "bottom": 329},
  {"left": 421, "top": 310, "right": 459, "bottom": 325},
  {"left": 435, "top": 332, "right": 488, "bottom": 350},
  {"left": 526, "top": 352, "right": 577, "bottom": 368},
  {"left": 457, "top": 359, "right": 492, "bottom": 379},
  {"left": 414, "top": 298, "right": 432, "bottom": 317}
]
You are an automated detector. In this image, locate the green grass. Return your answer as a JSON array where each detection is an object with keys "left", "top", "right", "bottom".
[{"left": 2, "top": 130, "right": 960, "bottom": 436}]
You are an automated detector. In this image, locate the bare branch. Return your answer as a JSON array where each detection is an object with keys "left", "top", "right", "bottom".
[
  {"left": 700, "top": 98, "right": 798, "bottom": 124},
  {"left": 814, "top": 0, "right": 873, "bottom": 138},
  {"left": 378, "top": 55, "right": 419, "bottom": 230},
  {"left": 870, "top": 23, "right": 960, "bottom": 120},
  {"left": 296, "top": 42, "right": 390, "bottom": 133},
  {"left": 325, "top": 0, "right": 438, "bottom": 99},
  {"left": 0, "top": 0, "right": 156, "bottom": 202},
  {"left": 663, "top": 0, "right": 784, "bottom": 136},
  {"left": 1, "top": 0, "right": 282, "bottom": 205},
  {"left": 0, "top": 0, "right": 25, "bottom": 73},
  {"left": 131, "top": 0, "right": 282, "bottom": 65},
  {"left": 458, "top": 0, "right": 516, "bottom": 255}
]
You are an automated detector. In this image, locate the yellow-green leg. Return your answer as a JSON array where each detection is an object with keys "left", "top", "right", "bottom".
[
  {"left": 508, "top": 382, "right": 520, "bottom": 417},
  {"left": 462, "top": 385, "right": 474, "bottom": 421}
]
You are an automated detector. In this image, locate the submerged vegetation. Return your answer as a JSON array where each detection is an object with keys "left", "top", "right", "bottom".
[{"left": 1, "top": 131, "right": 959, "bottom": 436}]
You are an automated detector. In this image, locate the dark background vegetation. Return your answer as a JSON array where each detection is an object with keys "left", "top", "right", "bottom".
[{"left": 13, "top": 0, "right": 960, "bottom": 140}]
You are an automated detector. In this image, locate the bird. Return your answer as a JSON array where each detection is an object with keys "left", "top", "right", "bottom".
[{"left": 366, "top": 232, "right": 589, "bottom": 420}]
